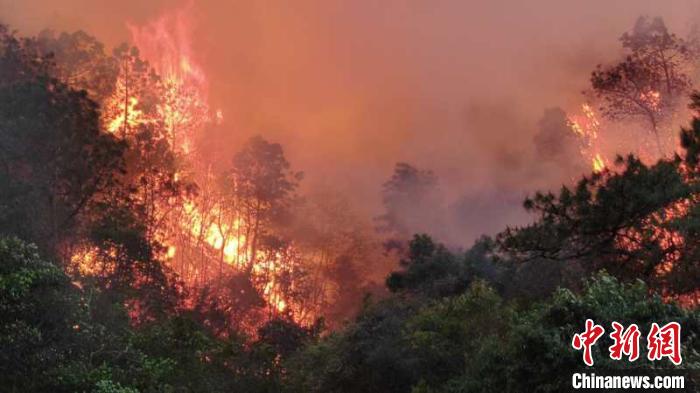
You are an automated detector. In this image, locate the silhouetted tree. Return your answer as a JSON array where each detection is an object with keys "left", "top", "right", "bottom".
[
  {"left": 36, "top": 29, "right": 118, "bottom": 102},
  {"left": 104, "top": 44, "right": 159, "bottom": 138},
  {"left": 589, "top": 16, "right": 693, "bottom": 153},
  {"left": 225, "top": 135, "right": 302, "bottom": 275},
  {"left": 378, "top": 163, "right": 442, "bottom": 243},
  {"left": 0, "top": 26, "right": 126, "bottom": 256},
  {"left": 498, "top": 155, "right": 693, "bottom": 293}
]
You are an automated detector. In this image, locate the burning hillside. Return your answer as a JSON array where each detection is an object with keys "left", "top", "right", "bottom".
[
  {"left": 49, "top": 8, "right": 700, "bottom": 329},
  {"left": 57, "top": 6, "right": 391, "bottom": 330},
  {"left": 3, "top": 2, "right": 700, "bottom": 392}
]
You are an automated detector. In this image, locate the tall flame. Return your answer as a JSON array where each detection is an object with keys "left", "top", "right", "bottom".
[
  {"left": 131, "top": 9, "right": 292, "bottom": 317},
  {"left": 128, "top": 4, "right": 209, "bottom": 153},
  {"left": 79, "top": 4, "right": 299, "bottom": 324}
]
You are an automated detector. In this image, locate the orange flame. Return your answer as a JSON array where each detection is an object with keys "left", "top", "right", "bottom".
[
  {"left": 128, "top": 4, "right": 209, "bottom": 153},
  {"left": 106, "top": 96, "right": 145, "bottom": 134},
  {"left": 592, "top": 154, "right": 606, "bottom": 173},
  {"left": 128, "top": 6, "right": 291, "bottom": 320},
  {"left": 72, "top": 4, "right": 310, "bottom": 325},
  {"left": 568, "top": 104, "right": 606, "bottom": 173}
]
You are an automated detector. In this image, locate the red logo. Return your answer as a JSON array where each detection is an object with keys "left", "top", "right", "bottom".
[
  {"left": 647, "top": 322, "right": 682, "bottom": 365},
  {"left": 572, "top": 319, "right": 605, "bottom": 366},
  {"left": 572, "top": 320, "right": 683, "bottom": 366},
  {"left": 609, "top": 322, "right": 640, "bottom": 362}
]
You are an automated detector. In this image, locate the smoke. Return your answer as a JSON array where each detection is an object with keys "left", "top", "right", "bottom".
[{"left": 3, "top": 0, "right": 700, "bottom": 245}]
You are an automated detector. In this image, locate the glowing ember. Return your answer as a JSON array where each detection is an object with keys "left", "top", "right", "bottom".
[
  {"left": 69, "top": 245, "right": 118, "bottom": 277},
  {"left": 106, "top": 96, "right": 144, "bottom": 133},
  {"left": 640, "top": 89, "right": 662, "bottom": 113},
  {"left": 69, "top": 246, "right": 100, "bottom": 276},
  {"left": 615, "top": 198, "right": 689, "bottom": 269}
]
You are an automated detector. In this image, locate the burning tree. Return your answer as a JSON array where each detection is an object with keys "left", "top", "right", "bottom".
[
  {"left": 589, "top": 16, "right": 694, "bottom": 154},
  {"left": 0, "top": 25, "right": 180, "bottom": 324},
  {"left": 533, "top": 107, "right": 587, "bottom": 176},
  {"left": 498, "top": 131, "right": 700, "bottom": 303},
  {"left": 224, "top": 136, "right": 302, "bottom": 273},
  {"left": 288, "top": 189, "right": 392, "bottom": 326},
  {"left": 566, "top": 103, "right": 608, "bottom": 173},
  {"left": 1, "top": 3, "right": 387, "bottom": 332},
  {"left": 103, "top": 44, "right": 161, "bottom": 137}
]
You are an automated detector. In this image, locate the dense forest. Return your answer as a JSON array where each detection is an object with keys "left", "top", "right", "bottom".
[{"left": 1, "top": 13, "right": 700, "bottom": 393}]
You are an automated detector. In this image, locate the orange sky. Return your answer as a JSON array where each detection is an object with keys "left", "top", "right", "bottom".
[{"left": 2, "top": 0, "right": 700, "bottom": 240}]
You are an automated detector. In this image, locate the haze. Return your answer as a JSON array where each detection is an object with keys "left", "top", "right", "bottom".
[{"left": 2, "top": 0, "right": 699, "bottom": 244}]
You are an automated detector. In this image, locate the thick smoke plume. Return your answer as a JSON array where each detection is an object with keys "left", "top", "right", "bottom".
[{"left": 3, "top": 0, "right": 700, "bottom": 246}]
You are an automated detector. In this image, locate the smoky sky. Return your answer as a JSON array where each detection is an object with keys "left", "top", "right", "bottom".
[{"left": 2, "top": 0, "right": 700, "bottom": 242}]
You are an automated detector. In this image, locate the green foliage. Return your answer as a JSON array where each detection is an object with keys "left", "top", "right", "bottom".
[
  {"left": 0, "top": 237, "right": 82, "bottom": 391},
  {"left": 387, "top": 234, "right": 470, "bottom": 297},
  {"left": 0, "top": 27, "right": 126, "bottom": 255},
  {"left": 2, "top": 19, "right": 700, "bottom": 393},
  {"left": 498, "top": 155, "right": 697, "bottom": 295},
  {"left": 444, "top": 272, "right": 700, "bottom": 393},
  {"left": 289, "top": 270, "right": 700, "bottom": 393},
  {"left": 0, "top": 235, "right": 299, "bottom": 393},
  {"left": 405, "top": 282, "right": 511, "bottom": 387},
  {"left": 0, "top": 236, "right": 178, "bottom": 392},
  {"left": 286, "top": 297, "right": 420, "bottom": 393},
  {"left": 93, "top": 380, "right": 140, "bottom": 393}
]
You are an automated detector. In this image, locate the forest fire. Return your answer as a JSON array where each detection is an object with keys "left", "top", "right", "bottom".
[
  {"left": 128, "top": 6, "right": 208, "bottom": 153},
  {"left": 5, "top": 3, "right": 700, "bottom": 392},
  {"left": 106, "top": 96, "right": 145, "bottom": 134},
  {"left": 134, "top": 11, "right": 298, "bottom": 319},
  {"left": 64, "top": 4, "right": 700, "bottom": 329},
  {"left": 566, "top": 97, "right": 693, "bottom": 298},
  {"left": 70, "top": 6, "right": 302, "bottom": 324},
  {"left": 49, "top": 3, "right": 700, "bottom": 336}
]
